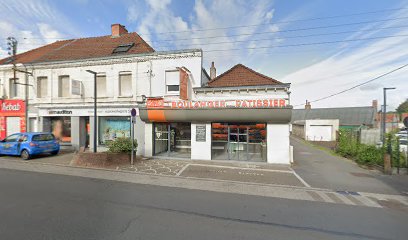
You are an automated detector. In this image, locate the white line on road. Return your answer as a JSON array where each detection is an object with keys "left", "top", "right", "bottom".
[
  {"left": 188, "top": 163, "right": 293, "bottom": 173},
  {"left": 290, "top": 168, "right": 311, "bottom": 188},
  {"left": 176, "top": 164, "right": 191, "bottom": 176}
]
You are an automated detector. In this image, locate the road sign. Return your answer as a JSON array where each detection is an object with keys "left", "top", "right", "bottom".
[{"left": 131, "top": 108, "right": 137, "bottom": 117}]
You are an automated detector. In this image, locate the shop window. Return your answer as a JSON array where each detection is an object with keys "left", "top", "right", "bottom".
[
  {"left": 119, "top": 72, "right": 132, "bottom": 96},
  {"left": 165, "top": 70, "right": 179, "bottom": 95},
  {"left": 97, "top": 74, "right": 107, "bottom": 97},
  {"left": 37, "top": 77, "right": 48, "bottom": 98},
  {"left": 49, "top": 117, "right": 71, "bottom": 143},
  {"left": 99, "top": 116, "right": 130, "bottom": 144},
  {"left": 58, "top": 76, "right": 70, "bottom": 97},
  {"left": 9, "top": 78, "right": 18, "bottom": 98},
  {"left": 211, "top": 123, "right": 266, "bottom": 162}
]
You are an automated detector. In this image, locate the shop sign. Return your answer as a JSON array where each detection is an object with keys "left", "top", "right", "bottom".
[
  {"left": 0, "top": 99, "right": 25, "bottom": 116},
  {"left": 39, "top": 107, "right": 138, "bottom": 117},
  {"left": 196, "top": 125, "right": 206, "bottom": 142},
  {"left": 146, "top": 98, "right": 287, "bottom": 109}
]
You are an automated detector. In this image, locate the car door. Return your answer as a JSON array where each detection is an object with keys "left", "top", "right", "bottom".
[
  {"left": 0, "top": 134, "right": 21, "bottom": 155},
  {"left": 16, "top": 135, "right": 28, "bottom": 154}
]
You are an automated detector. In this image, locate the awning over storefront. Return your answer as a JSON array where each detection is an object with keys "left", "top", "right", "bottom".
[{"left": 139, "top": 107, "right": 292, "bottom": 123}]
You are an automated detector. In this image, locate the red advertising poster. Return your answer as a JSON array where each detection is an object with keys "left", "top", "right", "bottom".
[
  {"left": 0, "top": 117, "right": 6, "bottom": 139},
  {"left": 0, "top": 100, "right": 25, "bottom": 138},
  {"left": 20, "top": 116, "right": 26, "bottom": 133}
]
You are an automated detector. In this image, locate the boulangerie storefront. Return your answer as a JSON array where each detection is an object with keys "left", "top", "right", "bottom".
[
  {"left": 137, "top": 63, "right": 293, "bottom": 164},
  {"left": 139, "top": 94, "right": 293, "bottom": 164},
  {"left": 0, "top": 100, "right": 26, "bottom": 138}
]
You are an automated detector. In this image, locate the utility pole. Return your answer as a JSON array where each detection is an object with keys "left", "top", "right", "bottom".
[
  {"left": 86, "top": 70, "right": 97, "bottom": 153},
  {"left": 7, "top": 37, "right": 17, "bottom": 96},
  {"left": 382, "top": 87, "right": 396, "bottom": 144}
]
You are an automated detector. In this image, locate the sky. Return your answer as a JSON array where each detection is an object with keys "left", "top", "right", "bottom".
[{"left": 0, "top": 0, "right": 407, "bottom": 110}]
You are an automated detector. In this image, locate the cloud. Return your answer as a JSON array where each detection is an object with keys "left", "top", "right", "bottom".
[
  {"left": 282, "top": 8, "right": 408, "bottom": 110},
  {"left": 0, "top": 0, "right": 78, "bottom": 58}
]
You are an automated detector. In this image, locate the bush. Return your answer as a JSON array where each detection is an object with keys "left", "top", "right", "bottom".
[
  {"left": 336, "top": 130, "right": 359, "bottom": 158},
  {"left": 356, "top": 144, "right": 383, "bottom": 165},
  {"left": 336, "top": 129, "right": 383, "bottom": 166},
  {"left": 106, "top": 138, "right": 137, "bottom": 153}
]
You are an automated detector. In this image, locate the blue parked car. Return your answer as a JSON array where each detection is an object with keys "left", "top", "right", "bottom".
[{"left": 0, "top": 132, "right": 60, "bottom": 160}]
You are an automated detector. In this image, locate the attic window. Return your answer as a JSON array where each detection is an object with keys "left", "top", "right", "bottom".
[{"left": 112, "top": 43, "right": 135, "bottom": 54}]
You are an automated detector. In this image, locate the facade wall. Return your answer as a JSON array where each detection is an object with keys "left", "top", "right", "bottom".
[
  {"left": 191, "top": 122, "right": 211, "bottom": 160},
  {"left": 0, "top": 50, "right": 202, "bottom": 152},
  {"left": 267, "top": 124, "right": 290, "bottom": 164}
]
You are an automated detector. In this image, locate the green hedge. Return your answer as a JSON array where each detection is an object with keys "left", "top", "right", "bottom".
[
  {"left": 106, "top": 137, "right": 138, "bottom": 153},
  {"left": 336, "top": 130, "right": 383, "bottom": 166},
  {"left": 336, "top": 130, "right": 406, "bottom": 167}
]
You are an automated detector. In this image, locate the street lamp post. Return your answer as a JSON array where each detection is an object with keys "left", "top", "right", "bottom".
[
  {"left": 382, "top": 87, "right": 396, "bottom": 145},
  {"left": 86, "top": 70, "right": 97, "bottom": 153}
]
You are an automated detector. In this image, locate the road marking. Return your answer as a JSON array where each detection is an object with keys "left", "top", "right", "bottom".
[
  {"left": 334, "top": 193, "right": 356, "bottom": 205},
  {"left": 188, "top": 163, "right": 293, "bottom": 173},
  {"left": 291, "top": 169, "right": 311, "bottom": 188},
  {"left": 176, "top": 164, "right": 191, "bottom": 176},
  {"left": 306, "top": 191, "right": 324, "bottom": 202},
  {"left": 326, "top": 192, "right": 346, "bottom": 204},
  {"left": 345, "top": 195, "right": 364, "bottom": 205}
]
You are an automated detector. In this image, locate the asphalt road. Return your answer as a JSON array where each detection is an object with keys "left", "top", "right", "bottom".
[
  {"left": 291, "top": 137, "right": 408, "bottom": 195},
  {"left": 0, "top": 168, "right": 406, "bottom": 240}
]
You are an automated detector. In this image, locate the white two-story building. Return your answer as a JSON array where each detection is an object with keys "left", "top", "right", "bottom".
[{"left": 0, "top": 24, "right": 293, "bottom": 164}]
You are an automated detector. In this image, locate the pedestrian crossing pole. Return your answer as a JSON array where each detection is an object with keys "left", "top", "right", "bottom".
[{"left": 131, "top": 108, "right": 137, "bottom": 165}]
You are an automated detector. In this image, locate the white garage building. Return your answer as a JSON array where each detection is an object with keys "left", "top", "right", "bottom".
[{"left": 292, "top": 119, "right": 339, "bottom": 141}]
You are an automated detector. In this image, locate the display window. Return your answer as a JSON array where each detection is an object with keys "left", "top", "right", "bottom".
[
  {"left": 99, "top": 117, "right": 131, "bottom": 144},
  {"left": 50, "top": 117, "right": 71, "bottom": 143}
]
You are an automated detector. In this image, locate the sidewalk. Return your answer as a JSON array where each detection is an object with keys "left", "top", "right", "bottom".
[
  {"left": 1, "top": 158, "right": 407, "bottom": 211},
  {"left": 291, "top": 136, "right": 408, "bottom": 195}
]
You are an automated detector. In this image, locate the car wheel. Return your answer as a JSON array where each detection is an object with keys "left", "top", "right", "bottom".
[
  {"left": 21, "top": 150, "right": 30, "bottom": 160},
  {"left": 51, "top": 150, "right": 59, "bottom": 155}
]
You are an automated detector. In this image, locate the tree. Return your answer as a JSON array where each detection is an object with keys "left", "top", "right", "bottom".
[{"left": 396, "top": 99, "right": 408, "bottom": 114}]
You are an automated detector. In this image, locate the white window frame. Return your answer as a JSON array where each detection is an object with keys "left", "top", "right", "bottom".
[
  {"left": 96, "top": 73, "right": 107, "bottom": 98},
  {"left": 9, "top": 78, "right": 18, "bottom": 98},
  {"left": 165, "top": 70, "right": 180, "bottom": 95},
  {"left": 37, "top": 76, "right": 48, "bottom": 98},
  {"left": 118, "top": 72, "right": 132, "bottom": 97},
  {"left": 58, "top": 75, "right": 70, "bottom": 98}
]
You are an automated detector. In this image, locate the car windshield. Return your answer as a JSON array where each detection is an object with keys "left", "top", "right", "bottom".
[{"left": 32, "top": 134, "right": 55, "bottom": 141}]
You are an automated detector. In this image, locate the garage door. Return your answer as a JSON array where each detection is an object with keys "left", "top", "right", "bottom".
[
  {"left": 307, "top": 125, "right": 332, "bottom": 141},
  {"left": 6, "top": 117, "right": 21, "bottom": 136}
]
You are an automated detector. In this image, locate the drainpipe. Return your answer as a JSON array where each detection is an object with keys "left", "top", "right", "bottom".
[{"left": 23, "top": 65, "right": 29, "bottom": 131}]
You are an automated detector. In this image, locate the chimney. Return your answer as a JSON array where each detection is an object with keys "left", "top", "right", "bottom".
[
  {"left": 210, "top": 61, "right": 216, "bottom": 79},
  {"left": 305, "top": 100, "right": 311, "bottom": 110},
  {"left": 372, "top": 99, "right": 378, "bottom": 112},
  {"left": 111, "top": 24, "right": 128, "bottom": 37}
]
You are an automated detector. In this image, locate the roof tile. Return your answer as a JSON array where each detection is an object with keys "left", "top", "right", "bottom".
[
  {"left": 207, "top": 64, "right": 283, "bottom": 87},
  {"left": 0, "top": 32, "right": 154, "bottom": 65}
]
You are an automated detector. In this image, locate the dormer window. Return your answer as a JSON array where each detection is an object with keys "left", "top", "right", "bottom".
[{"left": 112, "top": 43, "right": 135, "bottom": 54}]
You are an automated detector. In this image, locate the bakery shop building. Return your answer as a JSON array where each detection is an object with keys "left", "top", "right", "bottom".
[{"left": 139, "top": 63, "right": 293, "bottom": 164}]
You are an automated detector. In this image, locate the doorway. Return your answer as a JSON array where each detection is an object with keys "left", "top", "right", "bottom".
[{"left": 153, "top": 122, "right": 191, "bottom": 158}]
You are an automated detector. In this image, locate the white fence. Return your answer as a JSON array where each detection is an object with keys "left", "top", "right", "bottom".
[{"left": 360, "top": 129, "right": 381, "bottom": 145}]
